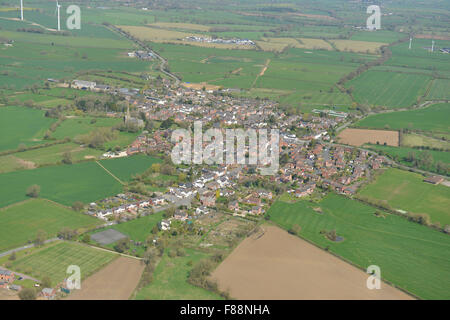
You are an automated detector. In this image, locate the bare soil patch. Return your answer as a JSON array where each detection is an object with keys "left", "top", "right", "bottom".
[
  {"left": 15, "top": 157, "right": 36, "bottom": 169},
  {"left": 0, "top": 288, "right": 19, "bottom": 300},
  {"left": 183, "top": 82, "right": 221, "bottom": 91},
  {"left": 211, "top": 225, "right": 413, "bottom": 300},
  {"left": 65, "top": 257, "right": 144, "bottom": 300},
  {"left": 338, "top": 128, "right": 399, "bottom": 147},
  {"left": 415, "top": 34, "right": 450, "bottom": 41}
]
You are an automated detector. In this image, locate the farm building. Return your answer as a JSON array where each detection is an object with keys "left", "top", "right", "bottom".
[
  {"left": 423, "top": 176, "right": 444, "bottom": 185},
  {"left": 72, "top": 80, "right": 96, "bottom": 90}
]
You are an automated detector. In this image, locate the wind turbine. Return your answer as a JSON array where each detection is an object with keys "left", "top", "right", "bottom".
[
  {"left": 408, "top": 37, "right": 412, "bottom": 50},
  {"left": 20, "top": 0, "right": 23, "bottom": 20},
  {"left": 55, "top": 1, "right": 61, "bottom": 31},
  {"left": 431, "top": 40, "right": 435, "bottom": 53}
]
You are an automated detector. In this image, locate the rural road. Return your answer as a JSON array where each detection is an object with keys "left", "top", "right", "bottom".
[
  {"left": 0, "top": 238, "right": 61, "bottom": 258},
  {"left": 107, "top": 25, "right": 181, "bottom": 84}
]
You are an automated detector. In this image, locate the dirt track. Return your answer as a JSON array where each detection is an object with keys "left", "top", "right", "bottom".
[
  {"left": 338, "top": 128, "right": 399, "bottom": 147},
  {"left": 66, "top": 257, "right": 144, "bottom": 300},
  {"left": 211, "top": 225, "right": 413, "bottom": 300}
]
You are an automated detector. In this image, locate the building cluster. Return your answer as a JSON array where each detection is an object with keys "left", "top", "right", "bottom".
[
  {"left": 67, "top": 77, "right": 388, "bottom": 231},
  {"left": 184, "top": 36, "right": 255, "bottom": 46}
]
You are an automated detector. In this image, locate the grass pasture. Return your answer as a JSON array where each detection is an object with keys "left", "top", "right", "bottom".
[
  {"left": 51, "top": 117, "right": 122, "bottom": 140},
  {"left": 9, "top": 241, "right": 117, "bottom": 285},
  {"left": 427, "top": 79, "right": 450, "bottom": 100},
  {"left": 0, "top": 155, "right": 161, "bottom": 208},
  {"left": 347, "top": 71, "right": 431, "bottom": 109},
  {"left": 359, "top": 168, "right": 450, "bottom": 226},
  {"left": 356, "top": 103, "right": 450, "bottom": 134},
  {"left": 267, "top": 193, "right": 450, "bottom": 300},
  {"left": 0, "top": 143, "right": 103, "bottom": 173},
  {"left": 0, "top": 106, "right": 55, "bottom": 152},
  {"left": 134, "top": 248, "right": 222, "bottom": 300},
  {"left": 0, "top": 199, "right": 101, "bottom": 252},
  {"left": 365, "top": 144, "right": 450, "bottom": 175}
]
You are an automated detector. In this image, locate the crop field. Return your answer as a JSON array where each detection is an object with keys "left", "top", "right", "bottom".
[
  {"left": 338, "top": 128, "right": 399, "bottom": 146},
  {"left": 0, "top": 143, "right": 103, "bottom": 173},
  {"left": 0, "top": 199, "right": 101, "bottom": 252},
  {"left": 427, "top": 79, "right": 450, "bottom": 100},
  {"left": 0, "top": 155, "right": 161, "bottom": 208},
  {"left": 149, "top": 22, "right": 211, "bottom": 32},
  {"left": 359, "top": 168, "right": 450, "bottom": 226},
  {"left": 212, "top": 225, "right": 412, "bottom": 300},
  {"left": 356, "top": 103, "right": 450, "bottom": 134},
  {"left": 135, "top": 248, "right": 222, "bottom": 300},
  {"left": 256, "top": 37, "right": 332, "bottom": 52},
  {"left": 0, "top": 106, "right": 55, "bottom": 152},
  {"left": 267, "top": 193, "right": 450, "bottom": 300},
  {"left": 329, "top": 40, "right": 386, "bottom": 54},
  {"left": 9, "top": 241, "right": 117, "bottom": 285},
  {"left": 66, "top": 257, "right": 144, "bottom": 300},
  {"left": 346, "top": 71, "right": 431, "bottom": 109},
  {"left": 401, "top": 133, "right": 450, "bottom": 150}
]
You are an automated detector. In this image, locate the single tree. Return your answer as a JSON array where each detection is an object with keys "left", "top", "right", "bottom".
[
  {"left": 26, "top": 185, "right": 40, "bottom": 198},
  {"left": 19, "top": 288, "right": 37, "bottom": 300}
]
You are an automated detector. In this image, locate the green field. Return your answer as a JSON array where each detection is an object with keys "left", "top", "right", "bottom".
[
  {"left": 366, "top": 144, "right": 450, "bottom": 174},
  {"left": 134, "top": 248, "right": 222, "bottom": 300},
  {"left": 359, "top": 168, "right": 450, "bottom": 226},
  {"left": 0, "top": 199, "right": 101, "bottom": 252},
  {"left": 0, "top": 143, "right": 103, "bottom": 174},
  {"left": 98, "top": 155, "right": 162, "bottom": 182},
  {"left": 267, "top": 193, "right": 450, "bottom": 299},
  {"left": 0, "top": 155, "right": 161, "bottom": 208},
  {"left": 51, "top": 117, "right": 122, "bottom": 140},
  {"left": 0, "top": 106, "right": 55, "bottom": 151},
  {"left": 427, "top": 79, "right": 450, "bottom": 100},
  {"left": 356, "top": 103, "right": 450, "bottom": 134},
  {"left": 9, "top": 241, "right": 117, "bottom": 285},
  {"left": 347, "top": 71, "right": 431, "bottom": 109}
]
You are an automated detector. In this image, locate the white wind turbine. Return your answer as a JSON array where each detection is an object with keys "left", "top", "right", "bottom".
[
  {"left": 55, "top": 1, "right": 61, "bottom": 31},
  {"left": 20, "top": 0, "right": 23, "bottom": 20}
]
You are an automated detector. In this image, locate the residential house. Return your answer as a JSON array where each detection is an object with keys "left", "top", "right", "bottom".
[{"left": 41, "top": 288, "right": 56, "bottom": 300}]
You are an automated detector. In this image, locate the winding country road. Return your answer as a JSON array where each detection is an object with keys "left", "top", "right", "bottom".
[{"left": 107, "top": 24, "right": 181, "bottom": 84}]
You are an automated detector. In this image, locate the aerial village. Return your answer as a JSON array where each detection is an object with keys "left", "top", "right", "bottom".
[{"left": 63, "top": 77, "right": 387, "bottom": 232}]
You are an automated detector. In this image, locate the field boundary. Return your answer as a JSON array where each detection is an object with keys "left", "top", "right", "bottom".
[
  {"left": 264, "top": 220, "right": 419, "bottom": 299},
  {"left": 95, "top": 161, "right": 125, "bottom": 185}
]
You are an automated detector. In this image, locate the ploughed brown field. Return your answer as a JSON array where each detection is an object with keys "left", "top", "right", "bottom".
[
  {"left": 337, "top": 128, "right": 399, "bottom": 147},
  {"left": 66, "top": 257, "right": 144, "bottom": 300},
  {"left": 211, "top": 226, "right": 413, "bottom": 300}
]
